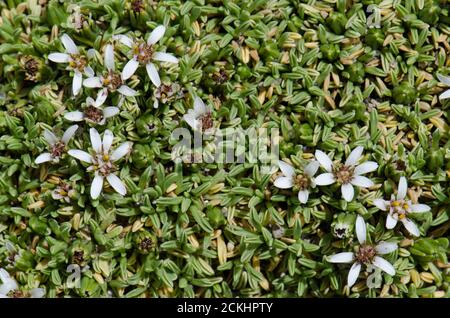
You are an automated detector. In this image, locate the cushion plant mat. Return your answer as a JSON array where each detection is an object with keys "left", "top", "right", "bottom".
[{"left": 0, "top": 0, "right": 449, "bottom": 298}]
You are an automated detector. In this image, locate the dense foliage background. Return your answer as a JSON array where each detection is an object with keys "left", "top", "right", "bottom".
[{"left": 0, "top": 0, "right": 449, "bottom": 298}]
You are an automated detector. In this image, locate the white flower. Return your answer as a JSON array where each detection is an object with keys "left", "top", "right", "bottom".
[
  {"left": 35, "top": 125, "right": 79, "bottom": 164},
  {"left": 52, "top": 182, "right": 75, "bottom": 203},
  {"left": 183, "top": 96, "right": 214, "bottom": 133},
  {"left": 327, "top": 216, "right": 397, "bottom": 288},
  {"left": 314, "top": 146, "right": 378, "bottom": 202},
  {"left": 273, "top": 160, "right": 319, "bottom": 204},
  {"left": 114, "top": 25, "right": 178, "bottom": 87},
  {"left": 83, "top": 44, "right": 137, "bottom": 102},
  {"left": 373, "top": 177, "right": 430, "bottom": 237},
  {"left": 437, "top": 74, "right": 450, "bottom": 100},
  {"left": 68, "top": 128, "right": 132, "bottom": 199},
  {"left": 0, "top": 268, "right": 45, "bottom": 298},
  {"left": 153, "top": 82, "right": 183, "bottom": 108},
  {"left": 65, "top": 93, "right": 119, "bottom": 125},
  {"left": 48, "top": 34, "right": 94, "bottom": 96}
]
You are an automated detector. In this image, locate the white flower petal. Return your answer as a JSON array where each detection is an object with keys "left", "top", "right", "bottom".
[
  {"left": 68, "top": 150, "right": 92, "bottom": 163},
  {"left": 397, "top": 176, "right": 407, "bottom": 200},
  {"left": 274, "top": 176, "right": 294, "bottom": 189},
  {"left": 437, "top": 73, "right": 450, "bottom": 86},
  {"left": 84, "top": 66, "right": 95, "bottom": 78},
  {"left": 375, "top": 242, "right": 398, "bottom": 255},
  {"left": 86, "top": 96, "right": 95, "bottom": 106},
  {"left": 117, "top": 85, "right": 137, "bottom": 97},
  {"left": 401, "top": 218, "right": 420, "bottom": 237},
  {"left": 153, "top": 52, "right": 178, "bottom": 64},
  {"left": 193, "top": 96, "right": 207, "bottom": 115},
  {"left": 341, "top": 183, "right": 355, "bottom": 202},
  {"left": 61, "top": 125, "right": 79, "bottom": 144},
  {"left": 103, "top": 107, "right": 120, "bottom": 118},
  {"left": 83, "top": 76, "right": 102, "bottom": 88},
  {"left": 410, "top": 204, "right": 431, "bottom": 213},
  {"left": 87, "top": 48, "right": 96, "bottom": 59},
  {"left": 114, "top": 34, "right": 134, "bottom": 47},
  {"left": 111, "top": 142, "right": 132, "bottom": 161},
  {"left": 29, "top": 288, "right": 45, "bottom": 298},
  {"left": 0, "top": 276, "right": 18, "bottom": 295},
  {"left": 89, "top": 128, "right": 102, "bottom": 153},
  {"left": 314, "top": 173, "right": 336, "bottom": 185},
  {"left": 97, "top": 88, "right": 108, "bottom": 105},
  {"left": 43, "top": 130, "right": 58, "bottom": 145},
  {"left": 104, "top": 44, "right": 115, "bottom": 71},
  {"left": 35, "top": 153, "right": 53, "bottom": 164},
  {"left": 183, "top": 112, "right": 198, "bottom": 130},
  {"left": 304, "top": 161, "right": 319, "bottom": 177},
  {"left": 278, "top": 160, "right": 295, "bottom": 178},
  {"left": 386, "top": 213, "right": 398, "bottom": 229},
  {"left": 298, "top": 190, "right": 309, "bottom": 204},
  {"left": 64, "top": 111, "right": 84, "bottom": 122},
  {"left": 350, "top": 175, "right": 374, "bottom": 188},
  {"left": 90, "top": 174, "right": 104, "bottom": 199},
  {"left": 0, "top": 268, "right": 11, "bottom": 282},
  {"left": 347, "top": 262, "right": 361, "bottom": 288},
  {"left": 102, "top": 129, "right": 114, "bottom": 153},
  {"left": 315, "top": 150, "right": 333, "bottom": 172},
  {"left": 355, "top": 215, "right": 366, "bottom": 245},
  {"left": 373, "top": 198, "right": 388, "bottom": 211},
  {"left": 61, "top": 34, "right": 78, "bottom": 54},
  {"left": 48, "top": 52, "right": 70, "bottom": 63},
  {"left": 121, "top": 58, "right": 139, "bottom": 80},
  {"left": 345, "top": 146, "right": 364, "bottom": 167},
  {"left": 146, "top": 63, "right": 161, "bottom": 87},
  {"left": 95, "top": 90, "right": 108, "bottom": 107},
  {"left": 354, "top": 161, "right": 378, "bottom": 175},
  {"left": 372, "top": 256, "right": 395, "bottom": 276},
  {"left": 328, "top": 252, "right": 354, "bottom": 263},
  {"left": 72, "top": 71, "right": 83, "bottom": 96},
  {"left": 106, "top": 174, "right": 127, "bottom": 196},
  {"left": 147, "top": 25, "right": 166, "bottom": 45},
  {"left": 439, "top": 89, "right": 450, "bottom": 100}
]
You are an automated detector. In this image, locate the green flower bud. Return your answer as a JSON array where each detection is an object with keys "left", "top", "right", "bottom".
[
  {"left": 320, "top": 43, "right": 340, "bottom": 61},
  {"left": 237, "top": 65, "right": 252, "bottom": 80},
  {"left": 343, "top": 98, "right": 367, "bottom": 121},
  {"left": 365, "top": 28, "right": 385, "bottom": 49},
  {"left": 134, "top": 230, "right": 157, "bottom": 254},
  {"left": 345, "top": 62, "right": 365, "bottom": 83},
  {"left": 19, "top": 55, "right": 46, "bottom": 82},
  {"left": 418, "top": 3, "right": 441, "bottom": 25},
  {"left": 69, "top": 240, "right": 93, "bottom": 267},
  {"left": 136, "top": 113, "right": 159, "bottom": 136},
  {"left": 326, "top": 12, "right": 348, "bottom": 35},
  {"left": 207, "top": 207, "right": 225, "bottom": 228},
  {"left": 297, "top": 123, "right": 314, "bottom": 144},
  {"left": 131, "top": 144, "right": 154, "bottom": 169},
  {"left": 331, "top": 213, "right": 356, "bottom": 239},
  {"left": 392, "top": 81, "right": 416, "bottom": 105}
]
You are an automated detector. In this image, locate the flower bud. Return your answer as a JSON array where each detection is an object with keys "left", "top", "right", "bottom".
[{"left": 331, "top": 213, "right": 356, "bottom": 239}]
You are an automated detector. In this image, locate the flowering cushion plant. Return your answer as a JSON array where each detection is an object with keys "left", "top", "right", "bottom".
[{"left": 0, "top": 0, "right": 448, "bottom": 299}]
